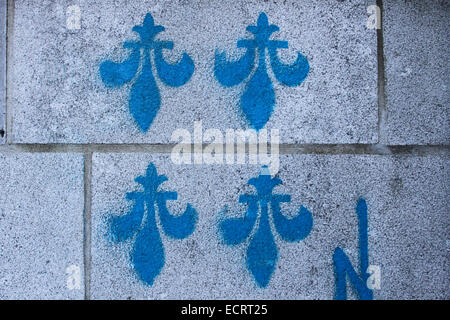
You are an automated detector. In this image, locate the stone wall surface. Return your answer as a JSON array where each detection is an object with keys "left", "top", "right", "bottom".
[{"left": 0, "top": 0, "right": 448, "bottom": 300}]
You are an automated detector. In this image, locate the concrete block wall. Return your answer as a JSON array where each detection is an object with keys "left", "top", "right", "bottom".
[{"left": 0, "top": 0, "right": 448, "bottom": 299}]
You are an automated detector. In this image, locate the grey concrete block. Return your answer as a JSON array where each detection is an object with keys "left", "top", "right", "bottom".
[
  {"left": 383, "top": 0, "right": 450, "bottom": 145},
  {"left": 0, "top": 0, "right": 6, "bottom": 143},
  {"left": 11, "top": 0, "right": 377, "bottom": 144},
  {"left": 91, "top": 153, "right": 448, "bottom": 299},
  {"left": 0, "top": 153, "right": 84, "bottom": 299}
]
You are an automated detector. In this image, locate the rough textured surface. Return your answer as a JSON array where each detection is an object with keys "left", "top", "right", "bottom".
[
  {"left": 2, "top": 0, "right": 449, "bottom": 302},
  {"left": 383, "top": 0, "right": 450, "bottom": 145},
  {"left": 0, "top": 0, "right": 6, "bottom": 143},
  {"left": 91, "top": 154, "right": 449, "bottom": 299},
  {"left": 0, "top": 153, "right": 84, "bottom": 299},
  {"left": 11, "top": 0, "right": 377, "bottom": 144}
]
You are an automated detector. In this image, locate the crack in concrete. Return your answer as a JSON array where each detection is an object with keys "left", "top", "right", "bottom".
[
  {"left": 83, "top": 153, "right": 92, "bottom": 300},
  {"left": 376, "top": 0, "right": 388, "bottom": 146},
  {"left": 5, "top": 0, "right": 14, "bottom": 143},
  {"left": 0, "top": 143, "right": 448, "bottom": 155}
]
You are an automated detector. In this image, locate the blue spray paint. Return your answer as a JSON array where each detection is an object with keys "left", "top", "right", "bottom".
[
  {"left": 219, "top": 167, "right": 313, "bottom": 288},
  {"left": 109, "top": 163, "right": 197, "bottom": 285},
  {"left": 100, "top": 13, "right": 194, "bottom": 132},
  {"left": 333, "top": 198, "right": 373, "bottom": 300},
  {"left": 214, "top": 13, "right": 309, "bottom": 130}
]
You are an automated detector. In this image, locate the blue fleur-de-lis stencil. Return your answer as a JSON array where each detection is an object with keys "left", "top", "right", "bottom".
[
  {"left": 214, "top": 12, "right": 309, "bottom": 130},
  {"left": 219, "top": 166, "right": 313, "bottom": 288},
  {"left": 100, "top": 13, "right": 195, "bottom": 132},
  {"left": 109, "top": 163, "right": 197, "bottom": 286}
]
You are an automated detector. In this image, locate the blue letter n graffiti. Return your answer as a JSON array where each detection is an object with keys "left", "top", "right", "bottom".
[{"left": 333, "top": 198, "right": 373, "bottom": 300}]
